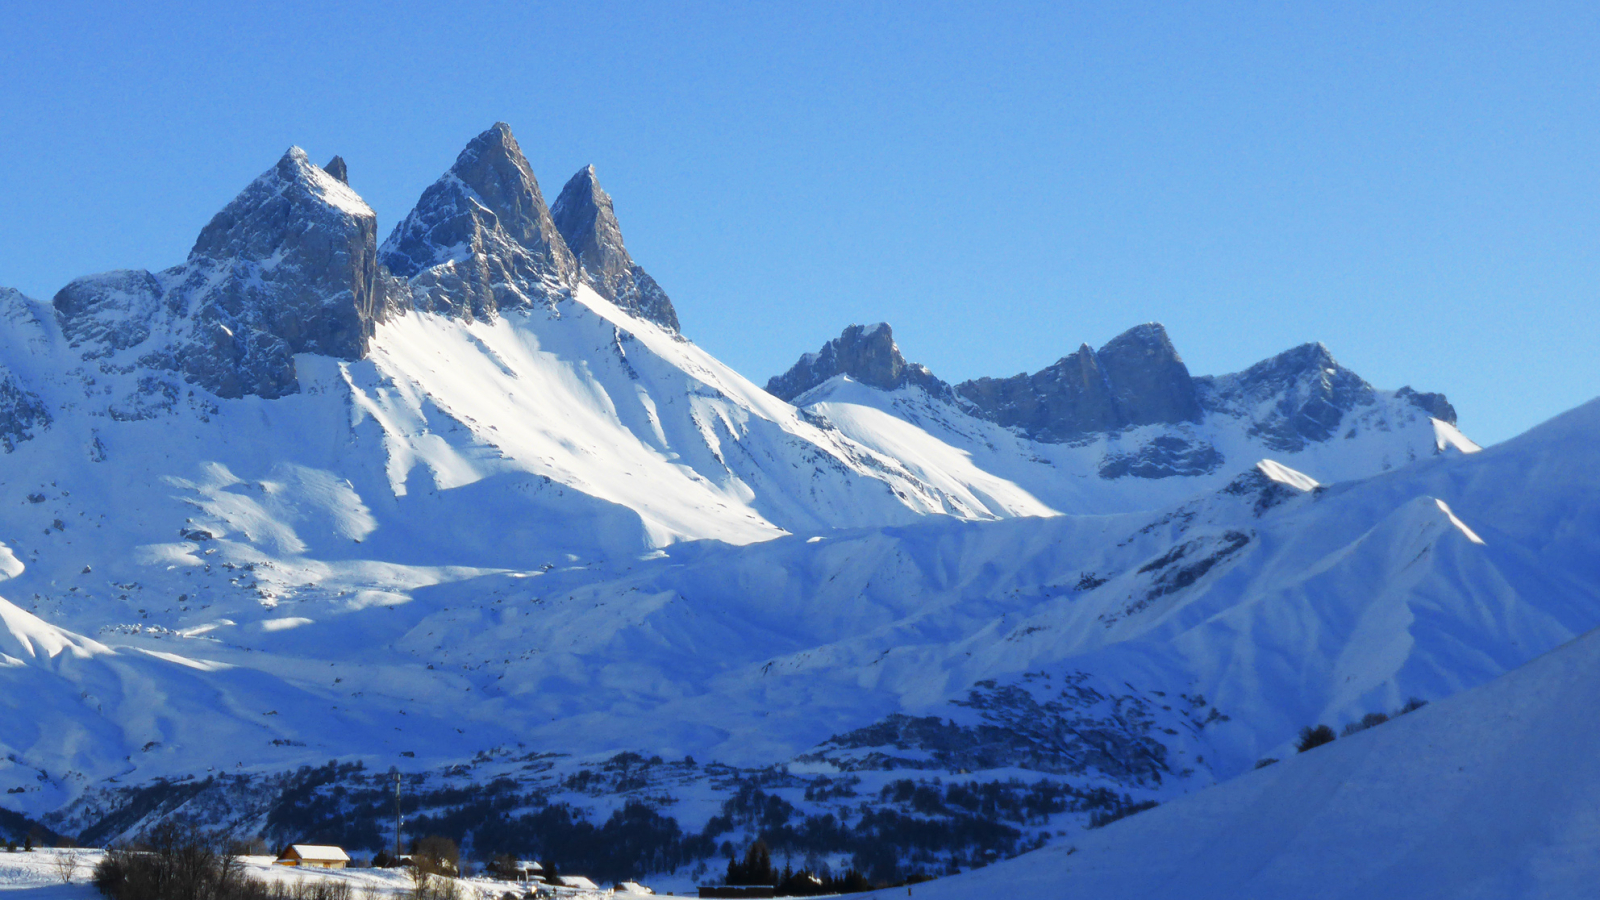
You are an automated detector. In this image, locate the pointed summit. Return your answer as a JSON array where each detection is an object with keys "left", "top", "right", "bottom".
[
  {"left": 323, "top": 155, "right": 348, "bottom": 184},
  {"left": 381, "top": 122, "right": 577, "bottom": 320},
  {"left": 1196, "top": 342, "right": 1379, "bottom": 451},
  {"left": 552, "top": 165, "right": 680, "bottom": 332},
  {"left": 190, "top": 147, "right": 373, "bottom": 260},
  {"left": 1095, "top": 323, "right": 1203, "bottom": 427},
  {"left": 55, "top": 145, "right": 393, "bottom": 399},
  {"left": 767, "top": 323, "right": 949, "bottom": 402}
]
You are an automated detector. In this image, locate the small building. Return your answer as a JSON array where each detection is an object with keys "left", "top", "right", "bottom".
[
  {"left": 275, "top": 845, "right": 351, "bottom": 869},
  {"left": 561, "top": 875, "right": 600, "bottom": 891}
]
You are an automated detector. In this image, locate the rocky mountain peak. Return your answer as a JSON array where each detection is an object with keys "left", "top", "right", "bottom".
[
  {"left": 381, "top": 123, "right": 577, "bottom": 319},
  {"left": 766, "top": 323, "right": 949, "bottom": 402},
  {"left": 55, "top": 146, "right": 394, "bottom": 400},
  {"left": 953, "top": 323, "right": 1201, "bottom": 443},
  {"left": 1396, "top": 386, "right": 1457, "bottom": 424},
  {"left": 1095, "top": 323, "right": 1204, "bottom": 427},
  {"left": 552, "top": 165, "right": 680, "bottom": 332},
  {"left": 448, "top": 123, "right": 569, "bottom": 260},
  {"left": 189, "top": 146, "right": 373, "bottom": 262},
  {"left": 1196, "top": 342, "right": 1379, "bottom": 452},
  {"left": 324, "top": 155, "right": 349, "bottom": 185}
]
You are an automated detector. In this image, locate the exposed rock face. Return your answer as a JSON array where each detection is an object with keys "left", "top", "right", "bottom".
[
  {"left": 323, "top": 156, "right": 349, "bottom": 185},
  {"left": 772, "top": 319, "right": 1460, "bottom": 481},
  {"left": 1095, "top": 324, "right": 1204, "bottom": 427},
  {"left": 0, "top": 368, "right": 49, "bottom": 453},
  {"left": 0, "top": 292, "right": 51, "bottom": 451},
  {"left": 956, "top": 344, "right": 1119, "bottom": 442},
  {"left": 766, "top": 323, "right": 950, "bottom": 402},
  {"left": 53, "top": 269, "right": 167, "bottom": 356},
  {"left": 381, "top": 122, "right": 577, "bottom": 320},
  {"left": 1098, "top": 435, "right": 1224, "bottom": 480},
  {"left": 551, "top": 165, "right": 680, "bottom": 332},
  {"left": 1396, "top": 386, "right": 1458, "bottom": 424},
  {"left": 1196, "top": 343, "right": 1375, "bottom": 452},
  {"left": 955, "top": 324, "right": 1202, "bottom": 443},
  {"left": 54, "top": 148, "right": 395, "bottom": 399}
]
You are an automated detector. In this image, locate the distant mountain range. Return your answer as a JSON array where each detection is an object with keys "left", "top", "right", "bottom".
[{"left": 0, "top": 123, "right": 1592, "bottom": 891}]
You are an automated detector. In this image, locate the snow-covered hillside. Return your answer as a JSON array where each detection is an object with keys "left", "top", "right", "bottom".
[
  {"left": 4, "top": 393, "right": 1594, "bottom": 834},
  {"left": 867, "top": 619, "right": 1600, "bottom": 900}
]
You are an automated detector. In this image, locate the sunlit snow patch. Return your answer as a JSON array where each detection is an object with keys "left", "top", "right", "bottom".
[
  {"left": 1255, "top": 459, "right": 1320, "bottom": 492},
  {"left": 260, "top": 617, "right": 315, "bottom": 632},
  {"left": 1433, "top": 419, "right": 1481, "bottom": 454},
  {"left": 1435, "top": 498, "right": 1486, "bottom": 545},
  {"left": 0, "top": 542, "right": 24, "bottom": 581}
]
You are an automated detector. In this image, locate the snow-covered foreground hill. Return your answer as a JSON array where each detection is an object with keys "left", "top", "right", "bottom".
[{"left": 869, "top": 618, "right": 1600, "bottom": 900}]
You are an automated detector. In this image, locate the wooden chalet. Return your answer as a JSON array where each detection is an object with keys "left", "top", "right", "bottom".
[{"left": 274, "top": 844, "right": 351, "bottom": 869}]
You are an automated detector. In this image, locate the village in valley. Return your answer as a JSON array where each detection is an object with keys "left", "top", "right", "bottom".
[{"left": 0, "top": 820, "right": 893, "bottom": 899}]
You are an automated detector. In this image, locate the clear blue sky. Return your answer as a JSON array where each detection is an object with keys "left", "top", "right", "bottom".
[{"left": 1, "top": 2, "right": 1595, "bottom": 445}]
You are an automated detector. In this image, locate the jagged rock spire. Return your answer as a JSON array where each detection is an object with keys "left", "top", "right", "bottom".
[
  {"left": 766, "top": 323, "right": 949, "bottom": 402},
  {"left": 552, "top": 165, "right": 680, "bottom": 332},
  {"left": 324, "top": 155, "right": 349, "bottom": 184},
  {"left": 381, "top": 122, "right": 577, "bottom": 320}
]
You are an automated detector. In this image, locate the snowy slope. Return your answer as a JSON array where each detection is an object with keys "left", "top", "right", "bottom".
[
  {"left": 360, "top": 395, "right": 1589, "bottom": 777},
  {"left": 866, "top": 622, "right": 1600, "bottom": 900},
  {"left": 793, "top": 350, "right": 1476, "bottom": 518},
  {"left": 4, "top": 395, "right": 1593, "bottom": 825}
]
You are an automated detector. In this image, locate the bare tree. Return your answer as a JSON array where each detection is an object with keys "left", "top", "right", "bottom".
[{"left": 52, "top": 847, "right": 81, "bottom": 885}]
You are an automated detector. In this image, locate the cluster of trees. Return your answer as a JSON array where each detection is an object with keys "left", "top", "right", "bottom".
[
  {"left": 93, "top": 822, "right": 357, "bottom": 900},
  {"left": 99, "top": 762, "right": 1155, "bottom": 890},
  {"left": 723, "top": 840, "right": 878, "bottom": 896},
  {"left": 703, "top": 776, "right": 1159, "bottom": 883},
  {"left": 1292, "top": 697, "right": 1431, "bottom": 757},
  {"left": 92, "top": 824, "right": 471, "bottom": 900}
]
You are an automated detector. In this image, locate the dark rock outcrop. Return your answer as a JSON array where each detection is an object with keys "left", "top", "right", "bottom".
[
  {"left": 1396, "top": 386, "right": 1457, "bottom": 425},
  {"left": 53, "top": 269, "right": 167, "bottom": 357},
  {"left": 956, "top": 344, "right": 1120, "bottom": 442},
  {"left": 54, "top": 148, "right": 396, "bottom": 399},
  {"left": 551, "top": 165, "right": 680, "bottom": 332},
  {"left": 323, "top": 155, "right": 349, "bottom": 185},
  {"left": 955, "top": 324, "right": 1201, "bottom": 443},
  {"left": 381, "top": 122, "right": 577, "bottom": 320},
  {"left": 766, "top": 323, "right": 950, "bottom": 402},
  {"left": 0, "top": 367, "right": 49, "bottom": 453},
  {"left": 1098, "top": 435, "right": 1224, "bottom": 480},
  {"left": 1195, "top": 343, "right": 1375, "bottom": 453},
  {"left": 1095, "top": 324, "right": 1204, "bottom": 427},
  {"left": 772, "top": 318, "right": 1458, "bottom": 474}
]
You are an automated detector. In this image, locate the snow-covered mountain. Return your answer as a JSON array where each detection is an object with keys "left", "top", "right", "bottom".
[
  {"left": 769, "top": 321, "right": 1477, "bottom": 516},
  {"left": 0, "top": 123, "right": 1594, "bottom": 886}
]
